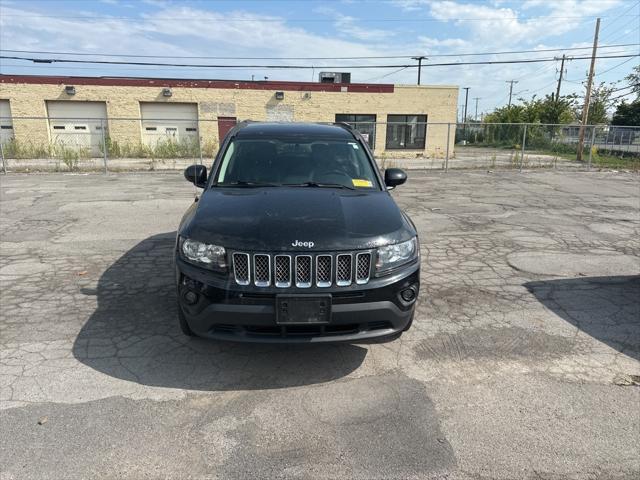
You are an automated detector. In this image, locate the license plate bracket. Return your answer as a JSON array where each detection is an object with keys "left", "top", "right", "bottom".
[{"left": 276, "top": 294, "right": 332, "bottom": 325}]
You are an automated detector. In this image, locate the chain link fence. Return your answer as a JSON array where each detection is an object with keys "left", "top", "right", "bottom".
[
  {"left": 1, "top": 118, "right": 638, "bottom": 174},
  {"left": 453, "top": 122, "right": 640, "bottom": 171}
]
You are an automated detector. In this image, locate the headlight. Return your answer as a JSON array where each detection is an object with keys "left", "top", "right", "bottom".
[
  {"left": 375, "top": 237, "right": 418, "bottom": 274},
  {"left": 180, "top": 237, "right": 227, "bottom": 271}
]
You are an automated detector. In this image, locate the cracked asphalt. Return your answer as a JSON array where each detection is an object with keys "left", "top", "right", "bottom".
[{"left": 1, "top": 170, "right": 639, "bottom": 480}]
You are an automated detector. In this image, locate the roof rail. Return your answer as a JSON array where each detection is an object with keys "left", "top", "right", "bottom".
[
  {"left": 334, "top": 121, "right": 355, "bottom": 131},
  {"left": 235, "top": 119, "right": 256, "bottom": 128}
]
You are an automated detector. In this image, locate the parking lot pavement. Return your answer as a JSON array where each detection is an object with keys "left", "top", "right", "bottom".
[{"left": 1, "top": 170, "right": 639, "bottom": 479}]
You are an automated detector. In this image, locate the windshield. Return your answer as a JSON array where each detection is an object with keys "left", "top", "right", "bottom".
[{"left": 214, "top": 137, "right": 379, "bottom": 189}]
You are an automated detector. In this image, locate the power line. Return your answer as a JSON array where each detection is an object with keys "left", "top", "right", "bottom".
[
  {"left": 1, "top": 43, "right": 637, "bottom": 60},
  {"left": 1, "top": 13, "right": 630, "bottom": 23},
  {"left": 595, "top": 56, "right": 638, "bottom": 76},
  {"left": 601, "top": 26, "right": 640, "bottom": 47},
  {"left": 609, "top": 84, "right": 638, "bottom": 93},
  {"left": 598, "top": 1, "right": 640, "bottom": 35},
  {"left": 528, "top": 80, "right": 560, "bottom": 96},
  {"left": 610, "top": 90, "right": 639, "bottom": 101},
  {"left": 599, "top": 15, "right": 640, "bottom": 44},
  {"left": 362, "top": 66, "right": 409, "bottom": 82},
  {"left": 1, "top": 53, "right": 637, "bottom": 70},
  {"left": 0, "top": 63, "right": 262, "bottom": 73}
]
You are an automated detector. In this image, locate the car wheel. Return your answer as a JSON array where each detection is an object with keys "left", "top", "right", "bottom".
[{"left": 178, "top": 303, "right": 195, "bottom": 337}]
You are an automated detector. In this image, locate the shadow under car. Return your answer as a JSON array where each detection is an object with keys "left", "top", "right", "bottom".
[{"left": 72, "top": 232, "right": 367, "bottom": 391}]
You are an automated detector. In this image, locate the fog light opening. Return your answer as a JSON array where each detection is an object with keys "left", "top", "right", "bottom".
[
  {"left": 401, "top": 287, "right": 416, "bottom": 302},
  {"left": 184, "top": 290, "right": 199, "bottom": 305}
]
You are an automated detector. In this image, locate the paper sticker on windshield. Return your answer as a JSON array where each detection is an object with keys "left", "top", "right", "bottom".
[
  {"left": 349, "top": 142, "right": 360, "bottom": 150},
  {"left": 352, "top": 179, "right": 373, "bottom": 188}
]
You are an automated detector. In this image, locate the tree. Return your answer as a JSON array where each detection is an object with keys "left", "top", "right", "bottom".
[
  {"left": 575, "top": 82, "right": 614, "bottom": 124},
  {"left": 483, "top": 94, "right": 576, "bottom": 124},
  {"left": 611, "top": 100, "right": 640, "bottom": 126},
  {"left": 624, "top": 65, "right": 640, "bottom": 100}
]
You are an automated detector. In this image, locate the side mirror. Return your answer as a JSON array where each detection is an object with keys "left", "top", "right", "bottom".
[
  {"left": 184, "top": 165, "right": 207, "bottom": 188},
  {"left": 384, "top": 168, "right": 407, "bottom": 189}
]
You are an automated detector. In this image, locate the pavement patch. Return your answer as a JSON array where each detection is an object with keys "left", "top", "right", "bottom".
[
  {"left": 507, "top": 251, "right": 640, "bottom": 276},
  {"left": 415, "top": 326, "right": 578, "bottom": 363}
]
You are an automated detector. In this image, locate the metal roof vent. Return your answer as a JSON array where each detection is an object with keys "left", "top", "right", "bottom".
[{"left": 318, "top": 72, "right": 351, "bottom": 84}]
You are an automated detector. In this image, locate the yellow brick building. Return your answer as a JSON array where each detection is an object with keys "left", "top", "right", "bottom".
[{"left": 0, "top": 75, "right": 458, "bottom": 159}]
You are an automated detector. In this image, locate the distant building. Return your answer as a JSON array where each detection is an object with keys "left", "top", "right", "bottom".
[{"left": 0, "top": 74, "right": 458, "bottom": 158}]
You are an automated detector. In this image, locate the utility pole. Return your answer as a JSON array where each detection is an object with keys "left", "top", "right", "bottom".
[
  {"left": 577, "top": 17, "right": 600, "bottom": 162},
  {"left": 462, "top": 87, "right": 470, "bottom": 123},
  {"left": 555, "top": 54, "right": 566, "bottom": 101},
  {"left": 412, "top": 56, "right": 427, "bottom": 85},
  {"left": 506, "top": 80, "right": 519, "bottom": 107},
  {"left": 473, "top": 97, "right": 481, "bottom": 121}
]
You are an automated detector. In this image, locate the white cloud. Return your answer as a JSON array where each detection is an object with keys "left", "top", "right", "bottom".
[
  {"left": 389, "top": 0, "right": 428, "bottom": 12},
  {"left": 313, "top": 7, "right": 396, "bottom": 42},
  {"left": 392, "top": 0, "right": 622, "bottom": 47},
  {"left": 426, "top": 0, "right": 620, "bottom": 46},
  {"left": 0, "top": 1, "right": 634, "bottom": 114},
  {"left": 417, "top": 36, "right": 471, "bottom": 50}
]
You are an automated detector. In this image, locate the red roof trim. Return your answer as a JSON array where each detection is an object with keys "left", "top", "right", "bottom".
[{"left": 0, "top": 74, "right": 394, "bottom": 93}]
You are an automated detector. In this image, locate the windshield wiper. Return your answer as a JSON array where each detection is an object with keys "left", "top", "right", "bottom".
[
  {"left": 283, "top": 181, "right": 355, "bottom": 190},
  {"left": 217, "top": 181, "right": 280, "bottom": 188}
]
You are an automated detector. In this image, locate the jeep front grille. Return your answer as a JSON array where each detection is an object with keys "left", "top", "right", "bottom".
[
  {"left": 274, "top": 255, "right": 291, "bottom": 288},
  {"left": 316, "top": 255, "right": 332, "bottom": 287},
  {"left": 355, "top": 252, "right": 371, "bottom": 284},
  {"left": 232, "top": 253, "right": 250, "bottom": 285},
  {"left": 295, "top": 255, "right": 312, "bottom": 288},
  {"left": 336, "top": 254, "right": 352, "bottom": 286},
  {"left": 253, "top": 254, "right": 270, "bottom": 287},
  {"left": 232, "top": 251, "right": 372, "bottom": 288}
]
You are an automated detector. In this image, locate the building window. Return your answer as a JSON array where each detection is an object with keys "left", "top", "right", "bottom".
[
  {"left": 385, "top": 115, "right": 427, "bottom": 149},
  {"left": 335, "top": 114, "right": 376, "bottom": 149}
]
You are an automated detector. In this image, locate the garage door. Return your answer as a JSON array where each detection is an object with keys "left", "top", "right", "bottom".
[
  {"left": 46, "top": 101, "right": 107, "bottom": 156},
  {"left": 0, "top": 100, "right": 14, "bottom": 145},
  {"left": 140, "top": 102, "right": 198, "bottom": 148}
]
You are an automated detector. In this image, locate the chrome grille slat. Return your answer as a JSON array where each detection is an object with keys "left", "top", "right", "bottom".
[
  {"left": 295, "top": 255, "right": 312, "bottom": 288},
  {"left": 253, "top": 254, "right": 271, "bottom": 287},
  {"left": 355, "top": 252, "right": 371, "bottom": 284},
  {"left": 232, "top": 252, "right": 250, "bottom": 286},
  {"left": 274, "top": 255, "right": 292, "bottom": 288},
  {"left": 316, "top": 255, "right": 332, "bottom": 287},
  {"left": 336, "top": 254, "right": 353, "bottom": 286}
]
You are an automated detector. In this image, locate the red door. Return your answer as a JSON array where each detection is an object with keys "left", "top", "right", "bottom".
[{"left": 217, "top": 117, "right": 237, "bottom": 143}]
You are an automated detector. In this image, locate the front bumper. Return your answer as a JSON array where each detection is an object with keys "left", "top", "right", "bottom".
[{"left": 176, "top": 258, "right": 419, "bottom": 343}]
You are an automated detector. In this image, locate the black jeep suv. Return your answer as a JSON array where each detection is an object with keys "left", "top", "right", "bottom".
[{"left": 176, "top": 122, "right": 419, "bottom": 343}]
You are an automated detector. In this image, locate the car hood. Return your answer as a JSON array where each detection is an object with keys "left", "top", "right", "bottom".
[{"left": 181, "top": 187, "right": 415, "bottom": 251}]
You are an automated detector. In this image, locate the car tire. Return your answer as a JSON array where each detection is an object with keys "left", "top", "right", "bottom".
[{"left": 177, "top": 303, "right": 195, "bottom": 337}]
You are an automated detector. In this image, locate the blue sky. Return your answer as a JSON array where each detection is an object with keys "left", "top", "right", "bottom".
[{"left": 1, "top": 0, "right": 638, "bottom": 116}]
